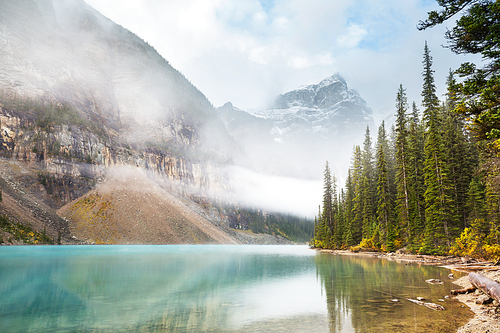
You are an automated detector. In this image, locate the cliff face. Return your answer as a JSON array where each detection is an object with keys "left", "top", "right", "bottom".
[
  {"left": 0, "top": 104, "right": 227, "bottom": 209},
  {"left": 0, "top": 0, "right": 313, "bottom": 245},
  {"left": 0, "top": 0, "right": 237, "bottom": 211}
]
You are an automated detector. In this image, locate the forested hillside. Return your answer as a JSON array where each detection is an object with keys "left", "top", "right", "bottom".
[{"left": 313, "top": 0, "right": 500, "bottom": 259}]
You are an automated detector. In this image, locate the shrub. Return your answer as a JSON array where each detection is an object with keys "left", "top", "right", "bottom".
[{"left": 351, "top": 237, "right": 381, "bottom": 252}]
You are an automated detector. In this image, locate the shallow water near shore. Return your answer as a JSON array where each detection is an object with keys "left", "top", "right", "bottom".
[{"left": 0, "top": 245, "right": 471, "bottom": 332}]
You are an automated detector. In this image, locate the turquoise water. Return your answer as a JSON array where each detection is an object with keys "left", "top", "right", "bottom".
[{"left": 0, "top": 245, "right": 471, "bottom": 332}]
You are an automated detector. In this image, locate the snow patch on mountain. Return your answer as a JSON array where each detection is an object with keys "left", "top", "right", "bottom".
[{"left": 252, "top": 73, "right": 373, "bottom": 142}]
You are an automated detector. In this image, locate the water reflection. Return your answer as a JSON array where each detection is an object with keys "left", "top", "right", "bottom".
[
  {"left": 315, "top": 253, "right": 472, "bottom": 332},
  {"left": 0, "top": 245, "right": 327, "bottom": 332},
  {"left": 0, "top": 246, "right": 471, "bottom": 332}
]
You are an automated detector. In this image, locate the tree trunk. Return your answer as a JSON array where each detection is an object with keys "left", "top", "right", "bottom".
[
  {"left": 469, "top": 272, "right": 500, "bottom": 302},
  {"left": 450, "top": 286, "right": 476, "bottom": 295}
]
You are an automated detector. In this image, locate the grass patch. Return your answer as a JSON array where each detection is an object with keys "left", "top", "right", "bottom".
[{"left": 0, "top": 215, "right": 53, "bottom": 244}]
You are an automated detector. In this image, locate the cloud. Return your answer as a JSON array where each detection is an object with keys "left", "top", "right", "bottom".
[
  {"left": 79, "top": 0, "right": 484, "bottom": 217},
  {"left": 84, "top": 0, "right": 480, "bottom": 113},
  {"left": 337, "top": 24, "right": 367, "bottom": 48},
  {"left": 226, "top": 166, "right": 322, "bottom": 218}
]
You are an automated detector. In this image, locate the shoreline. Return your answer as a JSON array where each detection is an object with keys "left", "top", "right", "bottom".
[{"left": 314, "top": 248, "right": 500, "bottom": 332}]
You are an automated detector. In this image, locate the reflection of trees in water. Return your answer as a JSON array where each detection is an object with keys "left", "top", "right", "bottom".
[
  {"left": 315, "top": 254, "right": 471, "bottom": 333},
  {"left": 0, "top": 248, "right": 315, "bottom": 332}
]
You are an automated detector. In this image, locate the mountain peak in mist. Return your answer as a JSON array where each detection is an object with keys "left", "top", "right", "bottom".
[
  {"left": 308, "top": 72, "right": 347, "bottom": 90},
  {"left": 272, "top": 73, "right": 370, "bottom": 112},
  {"left": 218, "top": 74, "right": 374, "bottom": 179}
]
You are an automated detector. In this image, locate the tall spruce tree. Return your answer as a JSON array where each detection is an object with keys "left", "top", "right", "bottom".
[
  {"left": 407, "top": 102, "right": 426, "bottom": 248},
  {"left": 362, "top": 126, "right": 376, "bottom": 238},
  {"left": 331, "top": 173, "right": 340, "bottom": 248},
  {"left": 361, "top": 175, "right": 374, "bottom": 239},
  {"left": 445, "top": 70, "right": 477, "bottom": 230},
  {"left": 394, "top": 84, "right": 411, "bottom": 243},
  {"left": 376, "top": 144, "right": 395, "bottom": 251},
  {"left": 421, "top": 42, "right": 458, "bottom": 253},
  {"left": 375, "top": 122, "right": 389, "bottom": 185},
  {"left": 351, "top": 146, "right": 364, "bottom": 244},
  {"left": 344, "top": 169, "right": 355, "bottom": 246},
  {"left": 336, "top": 189, "right": 346, "bottom": 248},
  {"left": 322, "top": 162, "right": 334, "bottom": 230}
]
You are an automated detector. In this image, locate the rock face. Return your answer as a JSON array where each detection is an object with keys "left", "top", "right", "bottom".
[
  {"left": 218, "top": 74, "right": 374, "bottom": 179},
  {"left": 0, "top": 0, "right": 243, "bottom": 245},
  {"left": 0, "top": 0, "right": 237, "bottom": 208},
  {"left": 273, "top": 73, "right": 369, "bottom": 111}
]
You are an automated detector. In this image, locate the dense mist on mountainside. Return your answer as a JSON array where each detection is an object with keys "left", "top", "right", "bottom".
[
  {"left": 0, "top": 0, "right": 374, "bottom": 229},
  {"left": 218, "top": 74, "right": 374, "bottom": 185}
]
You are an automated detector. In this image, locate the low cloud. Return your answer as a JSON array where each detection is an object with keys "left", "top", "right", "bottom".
[
  {"left": 225, "top": 166, "right": 322, "bottom": 218},
  {"left": 84, "top": 0, "right": 483, "bottom": 114}
]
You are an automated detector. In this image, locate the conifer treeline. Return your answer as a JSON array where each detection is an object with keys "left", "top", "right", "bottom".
[{"left": 312, "top": 42, "right": 500, "bottom": 257}]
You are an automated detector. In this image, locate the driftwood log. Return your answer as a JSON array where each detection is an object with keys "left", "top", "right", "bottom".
[
  {"left": 451, "top": 286, "right": 477, "bottom": 295},
  {"left": 469, "top": 272, "right": 500, "bottom": 302},
  {"left": 406, "top": 298, "right": 445, "bottom": 310}
]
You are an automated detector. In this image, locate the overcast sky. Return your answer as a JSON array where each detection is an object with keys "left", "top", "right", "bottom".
[{"left": 83, "top": 0, "right": 482, "bottom": 122}]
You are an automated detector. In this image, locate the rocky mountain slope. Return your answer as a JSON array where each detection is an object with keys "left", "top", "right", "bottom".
[
  {"left": 218, "top": 74, "right": 374, "bottom": 179},
  {"left": 58, "top": 167, "right": 239, "bottom": 245},
  {"left": 0, "top": 0, "right": 236, "bottom": 177},
  {"left": 0, "top": 0, "right": 308, "bottom": 245}
]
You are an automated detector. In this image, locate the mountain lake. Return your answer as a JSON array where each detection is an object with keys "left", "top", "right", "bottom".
[{"left": 0, "top": 245, "right": 472, "bottom": 332}]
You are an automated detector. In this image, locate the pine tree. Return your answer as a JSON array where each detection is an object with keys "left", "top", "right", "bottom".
[
  {"left": 331, "top": 173, "right": 339, "bottom": 247},
  {"left": 421, "top": 42, "right": 440, "bottom": 122},
  {"left": 375, "top": 121, "right": 396, "bottom": 202},
  {"left": 362, "top": 126, "right": 375, "bottom": 186},
  {"left": 421, "top": 42, "right": 458, "bottom": 253},
  {"left": 376, "top": 144, "right": 395, "bottom": 251},
  {"left": 375, "top": 122, "right": 389, "bottom": 186},
  {"left": 394, "top": 84, "right": 411, "bottom": 243},
  {"left": 443, "top": 71, "right": 477, "bottom": 230},
  {"left": 362, "top": 126, "right": 376, "bottom": 238},
  {"left": 344, "top": 169, "right": 355, "bottom": 247},
  {"left": 407, "top": 102, "right": 426, "bottom": 249},
  {"left": 350, "top": 146, "right": 364, "bottom": 244},
  {"left": 336, "top": 189, "right": 346, "bottom": 248},
  {"left": 361, "top": 175, "right": 374, "bottom": 239},
  {"left": 322, "top": 161, "right": 334, "bottom": 231},
  {"left": 314, "top": 205, "right": 327, "bottom": 248}
]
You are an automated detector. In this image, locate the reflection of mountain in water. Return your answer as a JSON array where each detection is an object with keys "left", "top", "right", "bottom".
[
  {"left": 0, "top": 246, "right": 472, "bottom": 332},
  {"left": 0, "top": 246, "right": 322, "bottom": 332}
]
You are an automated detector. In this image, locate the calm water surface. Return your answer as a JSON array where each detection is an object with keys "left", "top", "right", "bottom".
[{"left": 0, "top": 245, "right": 471, "bottom": 332}]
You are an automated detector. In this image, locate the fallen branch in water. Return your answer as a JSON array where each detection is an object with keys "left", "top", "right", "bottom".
[
  {"left": 451, "top": 286, "right": 477, "bottom": 295},
  {"left": 406, "top": 298, "right": 445, "bottom": 310}
]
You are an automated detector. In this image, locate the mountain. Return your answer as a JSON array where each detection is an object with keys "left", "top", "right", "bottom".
[
  {"left": 218, "top": 74, "right": 374, "bottom": 180},
  {"left": 0, "top": 0, "right": 236, "bottom": 165},
  {"left": 267, "top": 73, "right": 373, "bottom": 137},
  {"left": 0, "top": 0, "right": 299, "bottom": 245}
]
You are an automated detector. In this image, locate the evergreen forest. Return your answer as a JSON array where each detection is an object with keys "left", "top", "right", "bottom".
[{"left": 312, "top": 0, "right": 500, "bottom": 259}]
